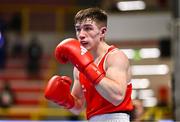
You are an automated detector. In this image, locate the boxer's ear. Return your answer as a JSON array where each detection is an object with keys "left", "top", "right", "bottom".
[{"left": 100, "top": 27, "right": 107, "bottom": 37}]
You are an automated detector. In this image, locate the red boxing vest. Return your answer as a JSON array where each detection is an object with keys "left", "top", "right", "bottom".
[{"left": 79, "top": 46, "right": 133, "bottom": 120}]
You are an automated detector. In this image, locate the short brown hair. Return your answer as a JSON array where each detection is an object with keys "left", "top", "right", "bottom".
[{"left": 74, "top": 7, "right": 107, "bottom": 27}]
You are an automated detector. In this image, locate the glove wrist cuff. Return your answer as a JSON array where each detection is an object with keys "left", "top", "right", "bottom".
[{"left": 84, "top": 63, "right": 105, "bottom": 85}]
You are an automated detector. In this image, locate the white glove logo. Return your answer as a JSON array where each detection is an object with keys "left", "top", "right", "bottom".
[{"left": 80, "top": 46, "right": 87, "bottom": 55}]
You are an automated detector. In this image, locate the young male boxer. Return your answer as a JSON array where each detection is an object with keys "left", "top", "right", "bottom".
[{"left": 45, "top": 7, "right": 133, "bottom": 122}]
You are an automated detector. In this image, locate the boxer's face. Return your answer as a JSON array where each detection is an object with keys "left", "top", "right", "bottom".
[{"left": 75, "top": 18, "right": 106, "bottom": 50}]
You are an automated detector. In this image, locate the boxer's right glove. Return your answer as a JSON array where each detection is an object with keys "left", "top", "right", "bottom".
[
  {"left": 44, "top": 75, "right": 75, "bottom": 109},
  {"left": 55, "top": 38, "right": 105, "bottom": 85}
]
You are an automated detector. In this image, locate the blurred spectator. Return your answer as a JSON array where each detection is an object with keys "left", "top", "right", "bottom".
[
  {"left": 26, "top": 36, "right": 43, "bottom": 77},
  {"left": 11, "top": 32, "right": 24, "bottom": 58},
  {"left": 158, "top": 86, "right": 169, "bottom": 106},
  {"left": 0, "top": 16, "right": 8, "bottom": 70},
  {"left": 130, "top": 99, "right": 144, "bottom": 122},
  {"left": 0, "top": 81, "right": 16, "bottom": 108}
]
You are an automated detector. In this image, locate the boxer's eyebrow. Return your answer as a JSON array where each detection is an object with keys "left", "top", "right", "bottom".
[{"left": 75, "top": 23, "right": 93, "bottom": 29}]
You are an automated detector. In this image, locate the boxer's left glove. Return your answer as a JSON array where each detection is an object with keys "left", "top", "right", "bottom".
[
  {"left": 55, "top": 38, "right": 105, "bottom": 85},
  {"left": 44, "top": 75, "right": 75, "bottom": 109}
]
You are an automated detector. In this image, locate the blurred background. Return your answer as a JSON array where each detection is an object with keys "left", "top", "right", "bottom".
[{"left": 0, "top": 0, "right": 179, "bottom": 121}]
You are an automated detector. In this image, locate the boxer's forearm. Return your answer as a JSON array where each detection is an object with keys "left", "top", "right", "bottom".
[
  {"left": 69, "top": 95, "right": 85, "bottom": 115},
  {"left": 95, "top": 77, "right": 125, "bottom": 106}
]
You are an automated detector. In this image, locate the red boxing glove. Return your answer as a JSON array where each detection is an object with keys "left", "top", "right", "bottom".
[
  {"left": 44, "top": 75, "right": 75, "bottom": 109},
  {"left": 55, "top": 38, "right": 105, "bottom": 85}
]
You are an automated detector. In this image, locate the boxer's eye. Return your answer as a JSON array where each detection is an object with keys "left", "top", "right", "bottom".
[
  {"left": 75, "top": 28, "right": 81, "bottom": 32},
  {"left": 84, "top": 27, "right": 92, "bottom": 31}
]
